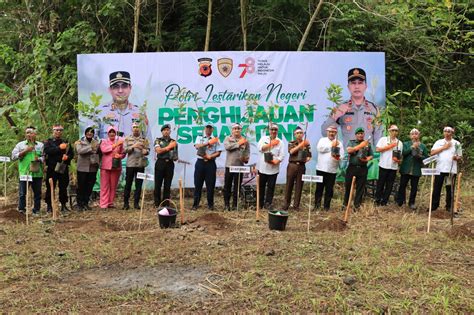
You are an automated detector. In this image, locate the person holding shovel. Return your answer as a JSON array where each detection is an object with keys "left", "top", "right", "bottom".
[
  {"left": 395, "top": 128, "right": 429, "bottom": 210},
  {"left": 74, "top": 126, "right": 100, "bottom": 211},
  {"left": 374, "top": 124, "right": 403, "bottom": 206},
  {"left": 99, "top": 126, "right": 125, "bottom": 209},
  {"left": 430, "top": 126, "right": 462, "bottom": 212},
  {"left": 256, "top": 123, "right": 285, "bottom": 210},
  {"left": 11, "top": 126, "right": 44, "bottom": 215},
  {"left": 192, "top": 124, "right": 222, "bottom": 211},
  {"left": 343, "top": 127, "right": 373, "bottom": 210},
  {"left": 154, "top": 124, "right": 178, "bottom": 208},
  {"left": 314, "top": 125, "right": 344, "bottom": 211},
  {"left": 283, "top": 126, "right": 312, "bottom": 211},
  {"left": 123, "top": 122, "right": 150, "bottom": 210},
  {"left": 223, "top": 123, "right": 250, "bottom": 211},
  {"left": 44, "top": 125, "right": 74, "bottom": 213}
]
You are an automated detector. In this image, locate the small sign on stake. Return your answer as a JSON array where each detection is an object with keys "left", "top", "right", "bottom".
[
  {"left": 423, "top": 155, "right": 438, "bottom": 165},
  {"left": 0, "top": 156, "right": 11, "bottom": 162},
  {"left": 230, "top": 166, "right": 250, "bottom": 173},
  {"left": 20, "top": 175, "right": 33, "bottom": 182},
  {"left": 421, "top": 168, "right": 440, "bottom": 176},
  {"left": 302, "top": 175, "right": 323, "bottom": 183},
  {"left": 136, "top": 172, "right": 155, "bottom": 181}
]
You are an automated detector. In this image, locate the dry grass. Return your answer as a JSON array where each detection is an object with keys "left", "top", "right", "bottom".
[{"left": 0, "top": 183, "right": 473, "bottom": 313}]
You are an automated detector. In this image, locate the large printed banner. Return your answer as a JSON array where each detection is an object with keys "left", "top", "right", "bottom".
[{"left": 78, "top": 52, "right": 385, "bottom": 187}]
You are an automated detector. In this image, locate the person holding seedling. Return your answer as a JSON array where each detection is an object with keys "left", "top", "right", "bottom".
[
  {"left": 283, "top": 126, "right": 312, "bottom": 211},
  {"left": 44, "top": 125, "right": 74, "bottom": 213},
  {"left": 314, "top": 125, "right": 344, "bottom": 211},
  {"left": 375, "top": 124, "right": 403, "bottom": 206},
  {"left": 154, "top": 124, "right": 178, "bottom": 208},
  {"left": 12, "top": 126, "right": 44, "bottom": 215},
  {"left": 192, "top": 124, "right": 222, "bottom": 211},
  {"left": 256, "top": 123, "right": 285, "bottom": 210}
]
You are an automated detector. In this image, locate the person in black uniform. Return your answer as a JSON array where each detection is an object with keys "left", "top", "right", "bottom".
[
  {"left": 44, "top": 125, "right": 74, "bottom": 212},
  {"left": 154, "top": 124, "right": 178, "bottom": 207}
]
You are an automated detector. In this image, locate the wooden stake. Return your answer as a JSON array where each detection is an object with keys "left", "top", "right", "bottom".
[
  {"left": 256, "top": 174, "right": 260, "bottom": 222},
  {"left": 454, "top": 172, "right": 462, "bottom": 213},
  {"left": 307, "top": 176, "right": 312, "bottom": 233},
  {"left": 138, "top": 177, "right": 148, "bottom": 231},
  {"left": 49, "top": 178, "right": 58, "bottom": 220},
  {"left": 427, "top": 167, "right": 436, "bottom": 233},
  {"left": 179, "top": 178, "right": 184, "bottom": 225},
  {"left": 343, "top": 176, "right": 356, "bottom": 223},
  {"left": 3, "top": 161, "right": 6, "bottom": 206},
  {"left": 25, "top": 179, "right": 30, "bottom": 226},
  {"left": 236, "top": 173, "right": 241, "bottom": 211}
]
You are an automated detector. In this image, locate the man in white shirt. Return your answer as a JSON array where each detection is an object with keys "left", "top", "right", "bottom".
[
  {"left": 257, "top": 123, "right": 285, "bottom": 209},
  {"left": 192, "top": 124, "right": 223, "bottom": 211},
  {"left": 314, "top": 125, "right": 344, "bottom": 210},
  {"left": 430, "top": 126, "right": 462, "bottom": 212},
  {"left": 375, "top": 124, "right": 403, "bottom": 206}
]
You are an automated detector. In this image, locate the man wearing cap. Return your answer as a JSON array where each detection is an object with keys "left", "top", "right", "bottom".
[
  {"left": 123, "top": 123, "right": 150, "bottom": 210},
  {"left": 430, "top": 126, "right": 462, "bottom": 212},
  {"left": 314, "top": 125, "right": 344, "bottom": 210},
  {"left": 283, "top": 126, "right": 312, "bottom": 211},
  {"left": 396, "top": 128, "right": 429, "bottom": 209},
  {"left": 223, "top": 123, "right": 250, "bottom": 211},
  {"left": 11, "top": 127, "right": 44, "bottom": 215},
  {"left": 94, "top": 71, "right": 150, "bottom": 140},
  {"left": 44, "top": 125, "right": 74, "bottom": 212},
  {"left": 256, "top": 124, "right": 285, "bottom": 210},
  {"left": 192, "top": 125, "right": 223, "bottom": 210},
  {"left": 343, "top": 127, "right": 373, "bottom": 210},
  {"left": 74, "top": 126, "right": 100, "bottom": 210},
  {"left": 321, "top": 68, "right": 383, "bottom": 148},
  {"left": 154, "top": 124, "right": 178, "bottom": 207},
  {"left": 375, "top": 124, "right": 403, "bottom": 206}
]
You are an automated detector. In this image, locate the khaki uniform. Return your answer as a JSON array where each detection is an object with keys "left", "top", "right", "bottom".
[{"left": 284, "top": 140, "right": 312, "bottom": 210}]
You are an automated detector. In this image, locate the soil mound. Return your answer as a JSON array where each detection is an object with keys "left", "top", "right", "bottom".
[
  {"left": 191, "top": 213, "right": 234, "bottom": 232},
  {"left": 449, "top": 221, "right": 474, "bottom": 239},
  {"left": 431, "top": 210, "right": 452, "bottom": 219},
  {"left": 315, "top": 217, "right": 347, "bottom": 232},
  {"left": 0, "top": 209, "right": 26, "bottom": 223}
]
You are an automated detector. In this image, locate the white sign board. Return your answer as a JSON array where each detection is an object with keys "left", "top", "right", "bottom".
[
  {"left": 136, "top": 172, "right": 155, "bottom": 181},
  {"left": 230, "top": 166, "right": 251, "bottom": 174},
  {"left": 0, "top": 156, "right": 11, "bottom": 162},
  {"left": 421, "top": 168, "right": 440, "bottom": 176},
  {"left": 19, "top": 175, "right": 33, "bottom": 182},
  {"left": 423, "top": 155, "right": 438, "bottom": 165},
  {"left": 302, "top": 175, "right": 323, "bottom": 183}
]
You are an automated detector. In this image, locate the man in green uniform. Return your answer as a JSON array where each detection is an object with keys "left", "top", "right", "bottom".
[{"left": 154, "top": 124, "right": 178, "bottom": 207}]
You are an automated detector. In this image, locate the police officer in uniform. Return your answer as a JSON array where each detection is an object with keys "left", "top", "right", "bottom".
[
  {"left": 154, "top": 124, "right": 178, "bottom": 207},
  {"left": 123, "top": 122, "right": 150, "bottom": 210},
  {"left": 192, "top": 124, "right": 222, "bottom": 211},
  {"left": 283, "top": 126, "right": 312, "bottom": 211},
  {"left": 321, "top": 68, "right": 383, "bottom": 148},
  {"left": 44, "top": 125, "right": 74, "bottom": 212},
  {"left": 343, "top": 127, "right": 374, "bottom": 210}
]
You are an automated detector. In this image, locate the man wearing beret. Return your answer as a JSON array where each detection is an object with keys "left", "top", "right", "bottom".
[
  {"left": 192, "top": 124, "right": 222, "bottom": 211},
  {"left": 123, "top": 122, "right": 150, "bottom": 210},
  {"left": 154, "top": 124, "right": 178, "bottom": 207},
  {"left": 44, "top": 125, "right": 74, "bottom": 213},
  {"left": 343, "top": 127, "right": 373, "bottom": 210},
  {"left": 283, "top": 126, "right": 312, "bottom": 211},
  {"left": 321, "top": 68, "right": 383, "bottom": 148},
  {"left": 11, "top": 126, "right": 44, "bottom": 215}
]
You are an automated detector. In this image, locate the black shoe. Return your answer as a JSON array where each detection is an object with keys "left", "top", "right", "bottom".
[
  {"left": 47, "top": 204, "right": 53, "bottom": 213},
  {"left": 208, "top": 206, "right": 214, "bottom": 211},
  {"left": 134, "top": 203, "right": 140, "bottom": 210},
  {"left": 224, "top": 205, "right": 231, "bottom": 211},
  {"left": 18, "top": 209, "right": 26, "bottom": 214},
  {"left": 74, "top": 204, "right": 84, "bottom": 211},
  {"left": 409, "top": 204, "right": 416, "bottom": 210},
  {"left": 61, "top": 204, "right": 70, "bottom": 212},
  {"left": 323, "top": 207, "right": 330, "bottom": 211},
  {"left": 191, "top": 205, "right": 199, "bottom": 210},
  {"left": 123, "top": 203, "right": 130, "bottom": 210},
  {"left": 84, "top": 204, "right": 92, "bottom": 210}
]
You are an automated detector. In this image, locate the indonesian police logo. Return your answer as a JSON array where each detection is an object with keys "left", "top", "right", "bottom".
[
  {"left": 198, "top": 58, "right": 213, "bottom": 77},
  {"left": 217, "top": 58, "right": 233, "bottom": 78}
]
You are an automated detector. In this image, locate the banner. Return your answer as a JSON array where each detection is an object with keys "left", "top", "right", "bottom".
[{"left": 78, "top": 52, "right": 385, "bottom": 187}]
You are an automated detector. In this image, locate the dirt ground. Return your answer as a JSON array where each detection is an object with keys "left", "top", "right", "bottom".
[{"left": 0, "top": 186, "right": 473, "bottom": 313}]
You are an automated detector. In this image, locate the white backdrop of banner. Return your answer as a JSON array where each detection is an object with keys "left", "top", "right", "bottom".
[{"left": 78, "top": 51, "right": 385, "bottom": 188}]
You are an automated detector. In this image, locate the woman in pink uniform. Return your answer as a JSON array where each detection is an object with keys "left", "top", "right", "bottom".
[{"left": 99, "top": 126, "right": 125, "bottom": 209}]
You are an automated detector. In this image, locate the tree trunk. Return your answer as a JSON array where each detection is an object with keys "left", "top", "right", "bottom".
[
  {"left": 240, "top": 0, "right": 248, "bottom": 51},
  {"left": 297, "top": 0, "right": 324, "bottom": 51},
  {"left": 204, "top": 0, "right": 212, "bottom": 51},
  {"left": 133, "top": 0, "right": 141, "bottom": 53},
  {"left": 155, "top": 0, "right": 162, "bottom": 51}
]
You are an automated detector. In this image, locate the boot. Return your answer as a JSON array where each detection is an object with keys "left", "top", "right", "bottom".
[
  {"left": 123, "top": 202, "right": 130, "bottom": 210},
  {"left": 61, "top": 203, "right": 70, "bottom": 212},
  {"left": 134, "top": 202, "right": 140, "bottom": 210}
]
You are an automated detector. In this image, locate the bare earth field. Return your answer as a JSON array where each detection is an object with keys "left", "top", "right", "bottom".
[{"left": 0, "top": 185, "right": 473, "bottom": 313}]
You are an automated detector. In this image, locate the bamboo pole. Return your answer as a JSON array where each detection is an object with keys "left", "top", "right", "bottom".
[
  {"left": 49, "top": 178, "right": 58, "bottom": 220},
  {"left": 256, "top": 174, "right": 260, "bottom": 222},
  {"left": 343, "top": 176, "right": 356, "bottom": 223},
  {"left": 427, "top": 169, "right": 436, "bottom": 233},
  {"left": 307, "top": 176, "right": 312, "bottom": 233},
  {"left": 25, "top": 179, "right": 30, "bottom": 226},
  {"left": 3, "top": 161, "right": 6, "bottom": 206},
  {"left": 454, "top": 172, "right": 462, "bottom": 213},
  {"left": 179, "top": 178, "right": 184, "bottom": 225},
  {"left": 138, "top": 177, "right": 148, "bottom": 231}
]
